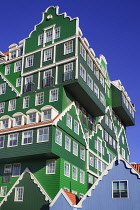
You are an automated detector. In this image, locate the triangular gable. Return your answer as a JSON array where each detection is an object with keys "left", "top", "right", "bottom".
[{"left": 0, "top": 168, "right": 51, "bottom": 207}]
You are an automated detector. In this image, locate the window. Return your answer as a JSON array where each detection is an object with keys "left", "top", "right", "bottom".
[
  {"left": 88, "top": 174, "right": 93, "bottom": 184},
  {"left": 44, "top": 48, "right": 52, "bottom": 61},
  {"left": 98, "top": 160, "right": 102, "bottom": 172},
  {"left": 14, "top": 187, "right": 24, "bottom": 201},
  {"left": 100, "top": 74, "right": 104, "bottom": 87},
  {"left": 112, "top": 181, "right": 128, "bottom": 198},
  {"left": 89, "top": 154, "right": 94, "bottom": 167},
  {"left": 18, "top": 47, "right": 23, "bottom": 57},
  {"left": 43, "top": 109, "right": 51, "bottom": 121},
  {"left": 8, "top": 99, "right": 16, "bottom": 111},
  {"left": 100, "top": 92, "right": 105, "bottom": 105},
  {"left": 64, "top": 162, "right": 70, "bottom": 177},
  {"left": 64, "top": 40, "right": 73, "bottom": 54},
  {"left": 105, "top": 115, "right": 108, "bottom": 125},
  {"left": 16, "top": 78, "right": 21, "bottom": 87},
  {"left": 65, "top": 136, "right": 71, "bottom": 152},
  {"left": 38, "top": 34, "right": 44, "bottom": 45},
  {"left": 113, "top": 139, "right": 116, "bottom": 149},
  {"left": 80, "top": 65, "right": 86, "bottom": 81},
  {"left": 94, "top": 65, "right": 99, "bottom": 79},
  {"left": 3, "top": 164, "right": 12, "bottom": 183},
  {"left": 74, "top": 120, "right": 79, "bottom": 134},
  {"left": 104, "top": 130, "right": 108, "bottom": 142},
  {"left": 82, "top": 109, "right": 86, "bottom": 125},
  {"left": 94, "top": 83, "right": 99, "bottom": 98},
  {"left": 23, "top": 96, "right": 29, "bottom": 109},
  {"left": 36, "top": 92, "right": 44, "bottom": 105},
  {"left": 72, "top": 166, "right": 77, "bottom": 181},
  {"left": 15, "top": 60, "right": 22, "bottom": 72},
  {"left": 80, "top": 170, "right": 85, "bottom": 184},
  {"left": 11, "top": 51, "right": 16, "bottom": 59},
  {"left": 95, "top": 157, "right": 98, "bottom": 169},
  {"left": 88, "top": 116, "right": 93, "bottom": 131},
  {"left": 28, "top": 113, "right": 36, "bottom": 124},
  {"left": 12, "top": 163, "right": 20, "bottom": 176},
  {"left": 1, "top": 119, "right": 9, "bottom": 129},
  {"left": 80, "top": 44, "right": 86, "bottom": 60},
  {"left": 73, "top": 142, "right": 78, "bottom": 156},
  {"left": 46, "top": 160, "right": 56, "bottom": 174},
  {"left": 49, "top": 89, "right": 58, "bottom": 102},
  {"left": 55, "top": 27, "right": 60, "bottom": 39},
  {"left": 0, "top": 83, "right": 6, "bottom": 95},
  {"left": 109, "top": 119, "right": 112, "bottom": 130},
  {"left": 43, "top": 69, "right": 52, "bottom": 87},
  {"left": 109, "top": 135, "right": 112, "bottom": 145},
  {"left": 46, "top": 30, "right": 53, "bottom": 42},
  {"left": 0, "top": 102, "right": 5, "bottom": 113},
  {"left": 87, "top": 55, "right": 93, "bottom": 70},
  {"left": 55, "top": 129, "right": 62, "bottom": 146},
  {"left": 22, "top": 130, "right": 33, "bottom": 145},
  {"left": 25, "top": 55, "right": 34, "bottom": 68},
  {"left": 5, "top": 65, "right": 10, "bottom": 75},
  {"left": 0, "top": 186, "right": 7, "bottom": 197},
  {"left": 0, "top": 136, "right": 4, "bottom": 148},
  {"left": 14, "top": 116, "right": 22, "bottom": 126},
  {"left": 109, "top": 152, "right": 113, "bottom": 163},
  {"left": 64, "top": 62, "right": 73, "bottom": 81},
  {"left": 66, "top": 114, "right": 72, "bottom": 129},
  {"left": 80, "top": 147, "right": 85, "bottom": 161},
  {"left": 37, "top": 127, "right": 49, "bottom": 142},
  {"left": 87, "top": 74, "right": 93, "bottom": 90},
  {"left": 8, "top": 133, "right": 18, "bottom": 147}
]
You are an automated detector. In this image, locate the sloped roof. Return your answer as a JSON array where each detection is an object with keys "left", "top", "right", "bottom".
[
  {"left": 131, "top": 164, "right": 140, "bottom": 173},
  {"left": 3, "top": 51, "right": 9, "bottom": 55},
  {"left": 64, "top": 191, "right": 78, "bottom": 205}
]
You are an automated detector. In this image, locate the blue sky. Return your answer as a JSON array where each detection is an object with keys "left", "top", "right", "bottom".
[{"left": 0, "top": 0, "right": 140, "bottom": 162}]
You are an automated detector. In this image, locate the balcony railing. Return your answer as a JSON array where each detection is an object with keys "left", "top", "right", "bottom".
[
  {"left": 2, "top": 174, "right": 11, "bottom": 183},
  {"left": 23, "top": 83, "right": 34, "bottom": 93},
  {"left": 63, "top": 71, "right": 73, "bottom": 82},
  {"left": 42, "top": 76, "right": 54, "bottom": 88}
]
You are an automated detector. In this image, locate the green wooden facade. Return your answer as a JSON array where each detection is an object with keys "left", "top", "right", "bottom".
[{"left": 0, "top": 6, "right": 135, "bottom": 208}]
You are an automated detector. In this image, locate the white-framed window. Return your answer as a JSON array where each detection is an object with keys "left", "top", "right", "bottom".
[
  {"left": 66, "top": 114, "right": 72, "bottom": 129},
  {"left": 109, "top": 135, "right": 112, "bottom": 145},
  {"left": 55, "top": 129, "right": 62, "bottom": 146},
  {"left": 12, "top": 163, "right": 20, "bottom": 176},
  {"left": 16, "top": 78, "right": 21, "bottom": 87},
  {"left": 23, "top": 96, "right": 29, "bottom": 109},
  {"left": 109, "top": 119, "right": 112, "bottom": 130},
  {"left": 89, "top": 154, "right": 94, "bottom": 167},
  {"left": 25, "top": 75, "right": 33, "bottom": 85},
  {"left": 8, "top": 99, "right": 16, "bottom": 111},
  {"left": 36, "top": 92, "right": 44, "bottom": 105},
  {"left": 100, "top": 74, "right": 104, "bottom": 87},
  {"left": 37, "top": 127, "right": 49, "bottom": 143},
  {"left": 80, "top": 147, "right": 85, "bottom": 161},
  {"left": 94, "top": 83, "right": 99, "bottom": 98},
  {"left": 0, "top": 102, "right": 5, "bottom": 113},
  {"left": 65, "top": 136, "right": 71, "bottom": 152},
  {"left": 109, "top": 152, "right": 113, "bottom": 163},
  {"left": 80, "top": 44, "right": 86, "bottom": 60},
  {"left": 46, "top": 30, "right": 53, "bottom": 43},
  {"left": 73, "top": 141, "right": 78, "bottom": 156},
  {"left": 42, "top": 109, "right": 51, "bottom": 121},
  {"left": 74, "top": 120, "right": 79, "bottom": 135},
  {"left": 88, "top": 174, "right": 93, "bottom": 184},
  {"left": 80, "top": 170, "right": 85, "bottom": 184},
  {"left": 100, "top": 91, "right": 105, "bottom": 105},
  {"left": 5, "top": 65, "right": 10, "bottom": 75},
  {"left": 113, "top": 139, "right": 116, "bottom": 149},
  {"left": 14, "top": 116, "right": 22, "bottom": 127},
  {"left": 4, "top": 164, "right": 12, "bottom": 174},
  {"left": 95, "top": 157, "right": 98, "bottom": 169},
  {"left": 46, "top": 160, "right": 56, "bottom": 174},
  {"left": 64, "top": 62, "right": 73, "bottom": 81},
  {"left": 112, "top": 181, "right": 128, "bottom": 198},
  {"left": 122, "top": 136, "right": 124, "bottom": 144},
  {"left": 1, "top": 119, "right": 9, "bottom": 129},
  {"left": 55, "top": 27, "right": 60, "bottom": 39},
  {"left": 10, "top": 51, "right": 16, "bottom": 59},
  {"left": 72, "top": 166, "right": 77, "bottom": 181},
  {"left": 122, "top": 148, "right": 125, "bottom": 159},
  {"left": 98, "top": 160, "right": 102, "bottom": 172},
  {"left": 64, "top": 162, "right": 70, "bottom": 177},
  {"left": 44, "top": 48, "right": 52, "bottom": 61},
  {"left": 38, "top": 34, "right": 44, "bottom": 45},
  {"left": 22, "top": 130, "right": 33, "bottom": 145},
  {"left": 15, "top": 60, "right": 22, "bottom": 72},
  {"left": 104, "top": 130, "right": 108, "bottom": 142},
  {"left": 28, "top": 113, "right": 36, "bottom": 124},
  {"left": 114, "top": 126, "right": 118, "bottom": 135},
  {"left": 0, "top": 186, "right": 7, "bottom": 197},
  {"left": 64, "top": 40, "right": 73, "bottom": 54},
  {"left": 25, "top": 55, "right": 34, "bottom": 68},
  {"left": 80, "top": 65, "right": 86, "bottom": 81},
  {"left": 94, "top": 65, "right": 99, "bottom": 79},
  {"left": 14, "top": 187, "right": 24, "bottom": 202},
  {"left": 87, "top": 74, "right": 93, "bottom": 90},
  {"left": 87, "top": 55, "right": 93, "bottom": 70},
  {"left": 105, "top": 115, "right": 108, "bottom": 125},
  {"left": 49, "top": 89, "right": 58, "bottom": 102},
  {"left": 0, "top": 83, "right": 6, "bottom": 95},
  {"left": 8, "top": 133, "right": 18, "bottom": 147},
  {"left": 0, "top": 136, "right": 4, "bottom": 148}
]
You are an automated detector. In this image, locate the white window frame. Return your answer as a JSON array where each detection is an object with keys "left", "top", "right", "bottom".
[
  {"left": 80, "top": 147, "right": 85, "bottom": 161},
  {"left": 100, "top": 74, "right": 104, "bottom": 87},
  {"left": 100, "top": 91, "right": 105, "bottom": 105},
  {"left": 87, "top": 74, "right": 93, "bottom": 90},
  {"left": 23, "top": 96, "right": 30, "bottom": 109},
  {"left": 38, "top": 34, "right": 44, "bottom": 46},
  {"left": 80, "top": 44, "right": 86, "bottom": 60},
  {"left": 112, "top": 180, "right": 128, "bottom": 199},
  {"left": 27, "top": 112, "right": 37, "bottom": 124},
  {"left": 37, "top": 127, "right": 49, "bottom": 143},
  {"left": 0, "top": 136, "right": 5, "bottom": 148},
  {"left": 46, "top": 160, "right": 56, "bottom": 174},
  {"left": 16, "top": 78, "right": 22, "bottom": 87},
  {"left": 42, "top": 109, "right": 52, "bottom": 121},
  {"left": 22, "top": 130, "right": 33, "bottom": 145},
  {"left": 94, "top": 83, "right": 99, "bottom": 98},
  {"left": 49, "top": 89, "right": 59, "bottom": 102},
  {"left": 0, "top": 102, "right": 5, "bottom": 113},
  {"left": 12, "top": 163, "right": 21, "bottom": 177},
  {"left": 66, "top": 114, "right": 72, "bottom": 129},
  {"left": 55, "top": 129, "right": 62, "bottom": 146},
  {"left": 55, "top": 27, "right": 60, "bottom": 39},
  {"left": 25, "top": 55, "right": 34, "bottom": 68},
  {"left": 46, "top": 30, "right": 53, "bottom": 43},
  {"left": 5, "top": 65, "right": 10, "bottom": 75},
  {"left": 64, "top": 40, "right": 73, "bottom": 55},
  {"left": 87, "top": 55, "right": 93, "bottom": 70},
  {"left": 8, "top": 99, "right": 16, "bottom": 111},
  {"left": 14, "top": 187, "right": 24, "bottom": 202},
  {"left": 80, "top": 64, "right": 86, "bottom": 81},
  {"left": 80, "top": 170, "right": 85, "bottom": 184},
  {"left": 0, "top": 83, "right": 6, "bottom": 95},
  {"left": 65, "top": 136, "right": 71, "bottom": 152},
  {"left": 64, "top": 162, "right": 70, "bottom": 177},
  {"left": 15, "top": 60, "right": 22, "bottom": 72},
  {"left": 1, "top": 118, "right": 10, "bottom": 130},
  {"left": 8, "top": 133, "right": 18, "bottom": 147},
  {"left": 72, "top": 166, "right": 77, "bottom": 181},
  {"left": 74, "top": 120, "right": 79, "bottom": 135},
  {"left": 88, "top": 174, "right": 93, "bottom": 184},
  {"left": 0, "top": 186, "right": 7, "bottom": 197},
  {"left": 73, "top": 141, "right": 78, "bottom": 156},
  {"left": 44, "top": 48, "right": 53, "bottom": 61},
  {"left": 89, "top": 154, "right": 94, "bottom": 167},
  {"left": 35, "top": 92, "right": 44, "bottom": 106}
]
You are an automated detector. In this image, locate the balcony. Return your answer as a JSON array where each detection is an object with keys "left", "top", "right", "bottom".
[
  {"left": 63, "top": 71, "right": 73, "bottom": 82},
  {"left": 23, "top": 83, "right": 34, "bottom": 93},
  {"left": 42, "top": 76, "right": 54, "bottom": 88}
]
